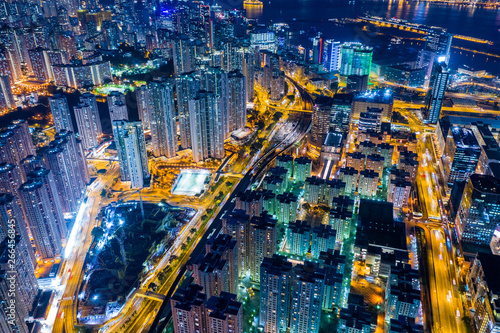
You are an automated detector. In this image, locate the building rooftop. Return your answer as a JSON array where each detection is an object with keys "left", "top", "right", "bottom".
[
  {"left": 354, "top": 89, "right": 393, "bottom": 104},
  {"left": 206, "top": 292, "right": 241, "bottom": 320},
  {"left": 450, "top": 126, "right": 480, "bottom": 149},
  {"left": 171, "top": 284, "right": 206, "bottom": 312},
  {"left": 478, "top": 252, "right": 500, "bottom": 294},
  {"left": 470, "top": 174, "right": 500, "bottom": 195}
]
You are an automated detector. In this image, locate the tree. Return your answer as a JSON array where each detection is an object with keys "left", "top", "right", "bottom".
[
  {"left": 257, "top": 120, "right": 265, "bottom": 130},
  {"left": 100, "top": 189, "right": 107, "bottom": 198},
  {"left": 225, "top": 181, "right": 232, "bottom": 187},
  {"left": 148, "top": 282, "right": 157, "bottom": 291},
  {"left": 272, "top": 112, "right": 283, "bottom": 122},
  {"left": 302, "top": 203, "right": 311, "bottom": 211},
  {"left": 97, "top": 169, "right": 107, "bottom": 175}
]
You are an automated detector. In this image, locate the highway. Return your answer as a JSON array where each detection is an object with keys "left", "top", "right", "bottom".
[{"left": 49, "top": 164, "right": 120, "bottom": 333}]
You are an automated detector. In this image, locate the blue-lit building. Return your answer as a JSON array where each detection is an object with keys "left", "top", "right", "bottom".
[
  {"left": 457, "top": 174, "right": 500, "bottom": 245},
  {"left": 443, "top": 126, "right": 481, "bottom": 188}
]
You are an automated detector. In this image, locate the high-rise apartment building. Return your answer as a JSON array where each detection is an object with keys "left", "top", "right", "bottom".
[
  {"left": 260, "top": 255, "right": 293, "bottom": 333},
  {"left": 205, "top": 292, "right": 243, "bottom": 333},
  {"left": 148, "top": 80, "right": 178, "bottom": 158},
  {"left": 171, "top": 284, "right": 207, "bottom": 333},
  {"left": 0, "top": 75, "right": 14, "bottom": 111},
  {"left": 49, "top": 94, "right": 73, "bottom": 132},
  {"left": 44, "top": 131, "right": 89, "bottom": 213},
  {"left": 112, "top": 120, "right": 149, "bottom": 189},
  {"left": 19, "top": 177, "right": 63, "bottom": 259},
  {"left": 189, "top": 91, "right": 225, "bottom": 162},
  {"left": 176, "top": 71, "right": 200, "bottom": 149},
  {"left": 228, "top": 70, "right": 247, "bottom": 132},
  {"left": 135, "top": 85, "right": 151, "bottom": 130},
  {"left": 74, "top": 93, "right": 102, "bottom": 150},
  {"left": 290, "top": 262, "right": 325, "bottom": 333},
  {"left": 107, "top": 91, "right": 128, "bottom": 121}
]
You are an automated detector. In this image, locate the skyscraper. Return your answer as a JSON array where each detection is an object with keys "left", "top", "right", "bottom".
[
  {"left": 74, "top": 93, "right": 102, "bottom": 150},
  {"left": 200, "top": 67, "right": 229, "bottom": 137},
  {"left": 290, "top": 262, "right": 325, "bottom": 333},
  {"left": 260, "top": 255, "right": 293, "bottom": 333},
  {"left": 176, "top": 71, "right": 200, "bottom": 149},
  {"left": 135, "top": 85, "right": 151, "bottom": 130},
  {"left": 113, "top": 120, "right": 150, "bottom": 189},
  {"left": 340, "top": 43, "right": 373, "bottom": 77},
  {"left": 148, "top": 80, "right": 178, "bottom": 158},
  {"left": 456, "top": 174, "right": 500, "bottom": 245},
  {"left": 205, "top": 292, "right": 243, "bottom": 333},
  {"left": 424, "top": 61, "right": 449, "bottom": 124},
  {"left": 0, "top": 120, "right": 36, "bottom": 165},
  {"left": 44, "top": 131, "right": 89, "bottom": 213},
  {"left": 27, "top": 168, "right": 67, "bottom": 240},
  {"left": 107, "top": 91, "right": 128, "bottom": 121},
  {"left": 443, "top": 126, "right": 481, "bottom": 187},
  {"left": 172, "top": 36, "right": 196, "bottom": 74},
  {"left": 323, "top": 39, "right": 341, "bottom": 72},
  {"left": 171, "top": 284, "right": 207, "bottom": 333},
  {"left": 19, "top": 178, "right": 63, "bottom": 259},
  {"left": 49, "top": 94, "right": 73, "bottom": 132},
  {"left": 228, "top": 70, "right": 247, "bottom": 132},
  {"left": 0, "top": 75, "right": 14, "bottom": 110},
  {"left": 188, "top": 91, "right": 225, "bottom": 162},
  {"left": 0, "top": 193, "right": 36, "bottom": 267}
]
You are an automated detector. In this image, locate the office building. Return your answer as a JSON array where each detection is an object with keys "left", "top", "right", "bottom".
[
  {"left": 290, "top": 261, "right": 325, "bottom": 333},
  {"left": 352, "top": 90, "right": 393, "bottom": 123},
  {"left": 260, "top": 255, "right": 293, "bottom": 333},
  {"left": 148, "top": 80, "right": 178, "bottom": 158},
  {"left": 250, "top": 30, "right": 276, "bottom": 53},
  {"left": 189, "top": 91, "right": 225, "bottom": 162},
  {"left": 176, "top": 71, "right": 200, "bottom": 149},
  {"left": 113, "top": 120, "right": 150, "bottom": 189},
  {"left": 49, "top": 94, "right": 73, "bottom": 132},
  {"left": 384, "top": 65, "right": 426, "bottom": 88},
  {"left": 424, "top": 61, "right": 449, "bottom": 124},
  {"left": 323, "top": 39, "right": 341, "bottom": 72},
  {"left": 74, "top": 93, "right": 102, "bottom": 150},
  {"left": 466, "top": 253, "right": 500, "bottom": 333},
  {"left": 340, "top": 43, "right": 373, "bottom": 77},
  {"left": 443, "top": 126, "right": 481, "bottom": 187},
  {"left": 359, "top": 107, "right": 383, "bottom": 132},
  {"left": 456, "top": 174, "right": 500, "bottom": 245}
]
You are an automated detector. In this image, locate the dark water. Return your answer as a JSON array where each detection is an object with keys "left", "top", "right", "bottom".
[
  {"left": 258, "top": 0, "right": 500, "bottom": 40},
  {"left": 237, "top": 0, "right": 500, "bottom": 73}
]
